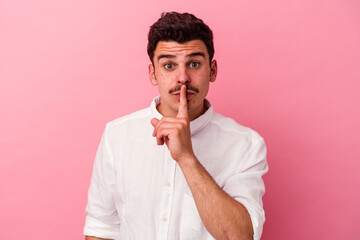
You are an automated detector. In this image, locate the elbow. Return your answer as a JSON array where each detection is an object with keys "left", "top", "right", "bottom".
[
  {"left": 222, "top": 227, "right": 253, "bottom": 240},
  {"left": 224, "top": 234, "right": 253, "bottom": 240}
]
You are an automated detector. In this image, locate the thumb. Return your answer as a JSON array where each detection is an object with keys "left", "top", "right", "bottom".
[
  {"left": 151, "top": 118, "right": 159, "bottom": 127},
  {"left": 151, "top": 118, "right": 160, "bottom": 136}
]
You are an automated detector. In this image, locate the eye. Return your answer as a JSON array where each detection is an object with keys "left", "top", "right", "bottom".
[
  {"left": 189, "top": 61, "right": 200, "bottom": 68},
  {"left": 164, "top": 63, "right": 174, "bottom": 69}
]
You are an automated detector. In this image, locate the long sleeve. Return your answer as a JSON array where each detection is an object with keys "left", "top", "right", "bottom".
[
  {"left": 84, "top": 124, "right": 120, "bottom": 239},
  {"left": 222, "top": 138, "right": 268, "bottom": 240}
]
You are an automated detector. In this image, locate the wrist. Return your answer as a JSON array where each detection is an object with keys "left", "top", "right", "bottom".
[{"left": 177, "top": 153, "right": 198, "bottom": 169}]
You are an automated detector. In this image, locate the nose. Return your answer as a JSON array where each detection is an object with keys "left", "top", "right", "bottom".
[{"left": 177, "top": 65, "right": 190, "bottom": 84}]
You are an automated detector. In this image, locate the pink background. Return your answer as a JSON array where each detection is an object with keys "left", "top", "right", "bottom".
[{"left": 1, "top": 0, "right": 359, "bottom": 239}]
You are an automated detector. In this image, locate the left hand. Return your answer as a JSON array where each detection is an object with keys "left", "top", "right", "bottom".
[{"left": 150, "top": 85, "right": 194, "bottom": 162}]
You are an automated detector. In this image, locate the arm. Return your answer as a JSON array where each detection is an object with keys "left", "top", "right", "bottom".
[
  {"left": 85, "top": 236, "right": 113, "bottom": 240},
  {"left": 178, "top": 155, "right": 253, "bottom": 240},
  {"left": 151, "top": 85, "right": 254, "bottom": 240},
  {"left": 83, "top": 125, "right": 120, "bottom": 239}
]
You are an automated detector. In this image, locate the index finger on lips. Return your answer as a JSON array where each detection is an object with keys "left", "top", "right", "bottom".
[{"left": 176, "top": 85, "right": 188, "bottom": 119}]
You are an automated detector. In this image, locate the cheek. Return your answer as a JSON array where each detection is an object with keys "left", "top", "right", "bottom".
[
  {"left": 156, "top": 72, "right": 173, "bottom": 84},
  {"left": 199, "top": 82, "right": 210, "bottom": 96},
  {"left": 157, "top": 81, "right": 170, "bottom": 94}
]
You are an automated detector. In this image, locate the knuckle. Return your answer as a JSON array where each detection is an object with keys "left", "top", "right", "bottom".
[
  {"left": 173, "top": 128, "right": 180, "bottom": 135},
  {"left": 180, "top": 119, "right": 188, "bottom": 126},
  {"left": 157, "top": 120, "right": 163, "bottom": 127},
  {"left": 176, "top": 123, "right": 184, "bottom": 131}
]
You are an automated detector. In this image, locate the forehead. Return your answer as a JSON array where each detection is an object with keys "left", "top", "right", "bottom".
[{"left": 154, "top": 40, "right": 208, "bottom": 59}]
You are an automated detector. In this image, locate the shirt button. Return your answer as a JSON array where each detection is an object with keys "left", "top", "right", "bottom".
[
  {"left": 165, "top": 182, "right": 171, "bottom": 187},
  {"left": 162, "top": 217, "right": 168, "bottom": 222}
]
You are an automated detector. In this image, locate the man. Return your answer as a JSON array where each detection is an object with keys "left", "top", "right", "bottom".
[{"left": 84, "top": 12, "right": 268, "bottom": 240}]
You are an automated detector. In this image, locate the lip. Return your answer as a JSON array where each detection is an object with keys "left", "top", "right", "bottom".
[{"left": 172, "top": 91, "right": 195, "bottom": 101}]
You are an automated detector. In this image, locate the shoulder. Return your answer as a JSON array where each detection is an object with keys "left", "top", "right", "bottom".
[
  {"left": 105, "top": 107, "right": 152, "bottom": 132},
  {"left": 209, "top": 112, "right": 264, "bottom": 147}
]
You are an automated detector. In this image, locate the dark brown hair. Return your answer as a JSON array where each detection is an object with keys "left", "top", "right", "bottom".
[{"left": 147, "top": 12, "right": 214, "bottom": 65}]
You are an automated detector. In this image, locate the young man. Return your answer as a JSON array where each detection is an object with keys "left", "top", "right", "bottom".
[{"left": 84, "top": 12, "right": 268, "bottom": 240}]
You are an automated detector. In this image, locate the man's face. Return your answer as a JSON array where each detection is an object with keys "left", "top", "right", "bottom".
[{"left": 149, "top": 40, "right": 217, "bottom": 121}]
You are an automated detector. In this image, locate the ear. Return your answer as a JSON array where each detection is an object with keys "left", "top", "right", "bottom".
[
  {"left": 209, "top": 60, "right": 217, "bottom": 83},
  {"left": 148, "top": 64, "right": 158, "bottom": 86}
]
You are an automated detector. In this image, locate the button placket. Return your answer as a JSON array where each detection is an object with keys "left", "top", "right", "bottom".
[{"left": 158, "top": 149, "right": 176, "bottom": 239}]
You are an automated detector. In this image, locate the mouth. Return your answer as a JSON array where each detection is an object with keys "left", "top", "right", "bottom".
[{"left": 172, "top": 91, "right": 195, "bottom": 101}]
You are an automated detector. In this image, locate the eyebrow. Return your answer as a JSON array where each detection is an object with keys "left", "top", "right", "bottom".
[
  {"left": 187, "top": 52, "right": 205, "bottom": 58},
  {"left": 157, "top": 54, "right": 175, "bottom": 61},
  {"left": 157, "top": 52, "right": 206, "bottom": 61}
]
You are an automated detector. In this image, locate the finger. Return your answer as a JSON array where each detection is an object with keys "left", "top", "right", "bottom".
[
  {"left": 151, "top": 117, "right": 180, "bottom": 128},
  {"left": 157, "top": 137, "right": 164, "bottom": 145},
  {"left": 160, "top": 116, "right": 183, "bottom": 122},
  {"left": 156, "top": 127, "right": 175, "bottom": 142},
  {"left": 152, "top": 118, "right": 182, "bottom": 146},
  {"left": 151, "top": 118, "right": 160, "bottom": 136},
  {"left": 155, "top": 122, "right": 181, "bottom": 143},
  {"left": 151, "top": 118, "right": 160, "bottom": 127},
  {"left": 177, "top": 85, "right": 188, "bottom": 119},
  {"left": 151, "top": 118, "right": 169, "bottom": 145}
]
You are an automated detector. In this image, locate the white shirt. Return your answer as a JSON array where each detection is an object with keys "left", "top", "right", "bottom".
[{"left": 84, "top": 97, "right": 268, "bottom": 240}]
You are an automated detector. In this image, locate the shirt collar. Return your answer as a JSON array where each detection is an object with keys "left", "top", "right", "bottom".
[{"left": 150, "top": 96, "right": 214, "bottom": 136}]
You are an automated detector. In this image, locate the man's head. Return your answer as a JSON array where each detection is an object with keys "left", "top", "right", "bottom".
[
  {"left": 148, "top": 12, "right": 217, "bottom": 121},
  {"left": 147, "top": 12, "right": 214, "bottom": 65}
]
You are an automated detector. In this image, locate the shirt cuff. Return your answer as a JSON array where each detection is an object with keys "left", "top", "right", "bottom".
[
  {"left": 237, "top": 199, "right": 265, "bottom": 240},
  {"left": 83, "top": 215, "right": 120, "bottom": 239}
]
